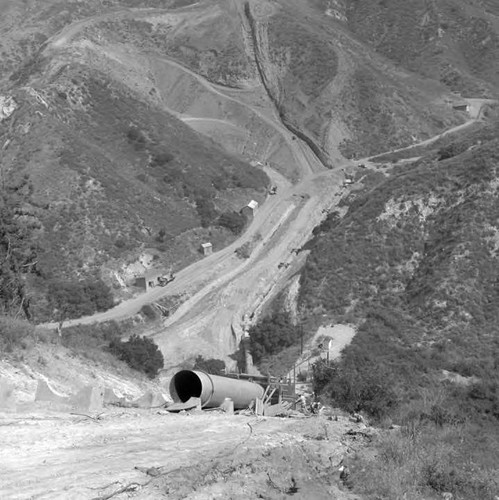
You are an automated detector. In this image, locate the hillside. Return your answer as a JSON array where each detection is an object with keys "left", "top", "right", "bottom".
[
  {"left": 296, "top": 119, "right": 499, "bottom": 498},
  {"left": 338, "top": 0, "right": 499, "bottom": 97},
  {"left": 0, "top": 0, "right": 270, "bottom": 322},
  {"left": 256, "top": 0, "right": 463, "bottom": 160}
]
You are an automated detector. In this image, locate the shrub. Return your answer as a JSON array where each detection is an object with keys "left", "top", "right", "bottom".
[
  {"left": 312, "top": 359, "right": 397, "bottom": 419},
  {"left": 196, "top": 197, "right": 219, "bottom": 228},
  {"left": 150, "top": 150, "right": 174, "bottom": 167},
  {"left": 140, "top": 304, "right": 159, "bottom": 321},
  {"left": 235, "top": 242, "right": 251, "bottom": 259},
  {"left": 109, "top": 334, "right": 164, "bottom": 378},
  {"left": 217, "top": 211, "right": 247, "bottom": 235},
  {"left": 249, "top": 312, "right": 301, "bottom": 364},
  {"left": 126, "top": 126, "right": 146, "bottom": 150},
  {"left": 47, "top": 278, "right": 114, "bottom": 320},
  {"left": 0, "top": 317, "right": 35, "bottom": 352},
  {"left": 192, "top": 355, "right": 226, "bottom": 374}
]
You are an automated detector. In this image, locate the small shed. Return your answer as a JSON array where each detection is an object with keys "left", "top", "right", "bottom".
[
  {"left": 200, "top": 242, "right": 213, "bottom": 256},
  {"left": 135, "top": 269, "right": 166, "bottom": 291},
  {"left": 241, "top": 200, "right": 259, "bottom": 219}
]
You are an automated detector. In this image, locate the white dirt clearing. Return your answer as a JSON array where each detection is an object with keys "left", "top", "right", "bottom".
[{"left": 0, "top": 408, "right": 364, "bottom": 500}]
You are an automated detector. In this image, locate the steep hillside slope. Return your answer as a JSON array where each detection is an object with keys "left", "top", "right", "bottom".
[
  {"left": 0, "top": 0, "right": 269, "bottom": 321},
  {"left": 300, "top": 118, "right": 499, "bottom": 403},
  {"left": 294, "top": 120, "right": 499, "bottom": 498},
  {"left": 245, "top": 0, "right": 463, "bottom": 160},
  {"left": 337, "top": 0, "right": 499, "bottom": 97},
  {"left": 0, "top": 0, "right": 482, "bottom": 323}
]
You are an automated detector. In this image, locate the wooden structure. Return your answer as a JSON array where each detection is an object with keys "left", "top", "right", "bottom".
[
  {"left": 241, "top": 200, "right": 259, "bottom": 219},
  {"left": 200, "top": 242, "right": 213, "bottom": 256}
]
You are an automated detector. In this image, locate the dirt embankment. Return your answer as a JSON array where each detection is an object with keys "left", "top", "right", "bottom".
[{"left": 243, "top": 1, "right": 333, "bottom": 170}]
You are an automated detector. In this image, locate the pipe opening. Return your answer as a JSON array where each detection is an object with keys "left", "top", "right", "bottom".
[{"left": 170, "top": 370, "right": 203, "bottom": 403}]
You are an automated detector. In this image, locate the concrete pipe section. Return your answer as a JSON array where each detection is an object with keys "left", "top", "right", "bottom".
[{"left": 169, "top": 370, "right": 264, "bottom": 409}]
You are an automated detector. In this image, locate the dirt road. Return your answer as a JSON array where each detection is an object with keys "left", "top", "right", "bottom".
[
  {"left": 366, "top": 98, "right": 495, "bottom": 161},
  {"left": 0, "top": 408, "right": 363, "bottom": 500}
]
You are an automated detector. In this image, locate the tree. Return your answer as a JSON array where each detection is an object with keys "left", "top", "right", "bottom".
[
  {"left": 109, "top": 334, "right": 164, "bottom": 378},
  {"left": 196, "top": 198, "right": 219, "bottom": 228},
  {"left": 249, "top": 312, "right": 300, "bottom": 364},
  {"left": 192, "top": 355, "right": 226, "bottom": 374},
  {"left": 217, "top": 211, "right": 247, "bottom": 234},
  {"left": 48, "top": 278, "right": 114, "bottom": 320},
  {"left": 0, "top": 187, "right": 38, "bottom": 319}
]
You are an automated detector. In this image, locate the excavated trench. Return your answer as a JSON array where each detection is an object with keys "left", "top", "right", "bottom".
[{"left": 243, "top": 2, "right": 333, "bottom": 170}]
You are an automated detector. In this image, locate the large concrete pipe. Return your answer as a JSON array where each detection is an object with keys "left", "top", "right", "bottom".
[{"left": 169, "top": 370, "right": 265, "bottom": 409}]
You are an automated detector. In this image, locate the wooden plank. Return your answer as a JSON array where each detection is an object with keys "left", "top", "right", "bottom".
[
  {"left": 262, "top": 385, "right": 270, "bottom": 402},
  {"left": 255, "top": 397, "right": 264, "bottom": 416},
  {"left": 264, "top": 388, "right": 276, "bottom": 406}
]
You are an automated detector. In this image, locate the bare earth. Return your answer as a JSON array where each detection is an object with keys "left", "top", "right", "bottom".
[{"left": 0, "top": 408, "right": 365, "bottom": 500}]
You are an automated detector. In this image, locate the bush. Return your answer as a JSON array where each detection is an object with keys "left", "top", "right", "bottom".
[
  {"left": 235, "top": 242, "right": 251, "bottom": 259},
  {"left": 0, "top": 317, "right": 35, "bottom": 352},
  {"left": 249, "top": 312, "right": 301, "bottom": 364},
  {"left": 196, "top": 197, "right": 219, "bottom": 228},
  {"left": 140, "top": 304, "right": 159, "bottom": 321},
  {"left": 192, "top": 355, "right": 226, "bottom": 374},
  {"left": 47, "top": 278, "right": 114, "bottom": 320},
  {"left": 312, "top": 359, "right": 397, "bottom": 419},
  {"left": 217, "top": 211, "right": 247, "bottom": 235},
  {"left": 61, "top": 321, "right": 121, "bottom": 351},
  {"left": 109, "top": 334, "right": 164, "bottom": 378},
  {"left": 126, "top": 126, "right": 146, "bottom": 150}
]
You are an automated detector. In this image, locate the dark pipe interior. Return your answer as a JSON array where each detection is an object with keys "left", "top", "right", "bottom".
[{"left": 171, "top": 370, "right": 202, "bottom": 402}]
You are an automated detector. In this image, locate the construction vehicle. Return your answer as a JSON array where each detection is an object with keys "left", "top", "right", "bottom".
[
  {"left": 158, "top": 270, "right": 175, "bottom": 287},
  {"left": 269, "top": 185, "right": 277, "bottom": 195}
]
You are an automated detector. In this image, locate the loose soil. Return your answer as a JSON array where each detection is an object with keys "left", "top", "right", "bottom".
[{"left": 0, "top": 407, "right": 365, "bottom": 500}]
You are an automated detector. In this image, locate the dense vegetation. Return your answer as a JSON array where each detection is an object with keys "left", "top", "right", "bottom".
[
  {"left": 342, "top": 0, "right": 499, "bottom": 95},
  {"left": 192, "top": 355, "right": 226, "bottom": 374},
  {"left": 110, "top": 334, "right": 164, "bottom": 378},
  {"left": 300, "top": 124, "right": 499, "bottom": 498},
  {"left": 248, "top": 312, "right": 302, "bottom": 365},
  {"left": 0, "top": 185, "right": 39, "bottom": 320},
  {"left": 48, "top": 278, "right": 114, "bottom": 320}
]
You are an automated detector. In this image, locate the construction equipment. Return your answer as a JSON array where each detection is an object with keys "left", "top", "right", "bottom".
[
  {"left": 158, "top": 271, "right": 175, "bottom": 287},
  {"left": 269, "top": 185, "right": 277, "bottom": 195}
]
